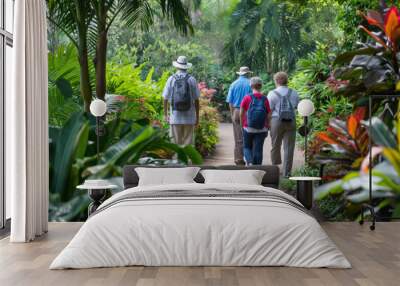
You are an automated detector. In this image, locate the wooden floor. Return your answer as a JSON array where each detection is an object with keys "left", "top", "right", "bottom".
[{"left": 0, "top": 222, "right": 399, "bottom": 286}]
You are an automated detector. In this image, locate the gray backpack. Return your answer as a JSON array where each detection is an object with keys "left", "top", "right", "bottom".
[
  {"left": 171, "top": 74, "right": 191, "bottom": 111},
  {"left": 274, "top": 89, "right": 295, "bottom": 122}
]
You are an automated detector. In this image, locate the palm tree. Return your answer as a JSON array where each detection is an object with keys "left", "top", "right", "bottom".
[
  {"left": 47, "top": 0, "right": 192, "bottom": 111},
  {"left": 223, "top": 0, "right": 310, "bottom": 73},
  {"left": 91, "top": 0, "right": 193, "bottom": 102},
  {"left": 47, "top": 0, "right": 94, "bottom": 112}
]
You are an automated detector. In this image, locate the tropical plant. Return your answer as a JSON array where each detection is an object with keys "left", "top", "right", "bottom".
[
  {"left": 47, "top": 0, "right": 94, "bottom": 112},
  {"left": 49, "top": 111, "right": 203, "bottom": 221},
  {"left": 290, "top": 44, "right": 340, "bottom": 109},
  {"left": 48, "top": 44, "right": 81, "bottom": 127},
  {"left": 47, "top": 0, "right": 193, "bottom": 111},
  {"left": 315, "top": 114, "right": 400, "bottom": 220},
  {"left": 195, "top": 98, "right": 219, "bottom": 156},
  {"left": 334, "top": 0, "right": 382, "bottom": 49},
  {"left": 290, "top": 44, "right": 353, "bottom": 139},
  {"left": 90, "top": 0, "right": 193, "bottom": 102},
  {"left": 331, "top": 1, "right": 400, "bottom": 101},
  {"left": 313, "top": 107, "right": 369, "bottom": 174},
  {"left": 107, "top": 63, "right": 168, "bottom": 122},
  {"left": 223, "top": 0, "right": 312, "bottom": 73}
]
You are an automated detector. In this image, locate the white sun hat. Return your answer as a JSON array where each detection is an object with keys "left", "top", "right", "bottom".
[
  {"left": 236, "top": 66, "right": 252, "bottom": 75},
  {"left": 173, "top": 56, "right": 193, "bottom": 70}
]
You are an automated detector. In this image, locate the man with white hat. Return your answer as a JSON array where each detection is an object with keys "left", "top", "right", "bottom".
[
  {"left": 226, "top": 66, "right": 252, "bottom": 165},
  {"left": 163, "top": 56, "right": 200, "bottom": 146}
]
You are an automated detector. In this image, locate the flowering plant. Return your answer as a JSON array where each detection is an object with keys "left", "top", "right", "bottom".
[{"left": 198, "top": 82, "right": 217, "bottom": 101}]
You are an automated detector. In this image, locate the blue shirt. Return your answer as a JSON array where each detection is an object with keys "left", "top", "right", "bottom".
[{"left": 226, "top": 76, "right": 252, "bottom": 108}]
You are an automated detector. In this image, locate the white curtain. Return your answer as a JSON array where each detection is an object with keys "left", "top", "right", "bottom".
[{"left": 7, "top": 0, "right": 49, "bottom": 242}]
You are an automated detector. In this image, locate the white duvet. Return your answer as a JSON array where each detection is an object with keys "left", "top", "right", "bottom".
[{"left": 50, "top": 183, "right": 351, "bottom": 269}]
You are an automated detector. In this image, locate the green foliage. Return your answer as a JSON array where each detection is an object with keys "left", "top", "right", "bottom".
[
  {"left": 50, "top": 112, "right": 89, "bottom": 201},
  {"left": 47, "top": 0, "right": 194, "bottom": 104},
  {"left": 107, "top": 13, "right": 223, "bottom": 82},
  {"left": 315, "top": 116, "right": 400, "bottom": 220},
  {"left": 279, "top": 178, "right": 296, "bottom": 193},
  {"left": 316, "top": 194, "right": 348, "bottom": 221},
  {"left": 331, "top": 2, "right": 400, "bottom": 100},
  {"left": 312, "top": 107, "right": 369, "bottom": 174},
  {"left": 142, "top": 38, "right": 219, "bottom": 82},
  {"left": 49, "top": 112, "right": 203, "bottom": 221},
  {"left": 292, "top": 165, "right": 320, "bottom": 177},
  {"left": 48, "top": 44, "right": 81, "bottom": 127},
  {"left": 107, "top": 64, "right": 168, "bottom": 122},
  {"left": 329, "top": 0, "right": 400, "bottom": 49},
  {"left": 334, "top": 0, "right": 393, "bottom": 49},
  {"left": 290, "top": 44, "right": 353, "bottom": 134},
  {"left": 224, "top": 0, "right": 312, "bottom": 73},
  {"left": 195, "top": 99, "right": 220, "bottom": 156}
]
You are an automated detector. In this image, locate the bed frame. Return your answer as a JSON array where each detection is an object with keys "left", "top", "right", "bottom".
[{"left": 123, "top": 165, "right": 280, "bottom": 189}]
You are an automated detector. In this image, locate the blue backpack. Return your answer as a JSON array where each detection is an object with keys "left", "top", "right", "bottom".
[{"left": 247, "top": 93, "right": 267, "bottom": 129}]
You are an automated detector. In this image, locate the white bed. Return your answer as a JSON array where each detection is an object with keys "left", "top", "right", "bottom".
[{"left": 50, "top": 183, "right": 351, "bottom": 269}]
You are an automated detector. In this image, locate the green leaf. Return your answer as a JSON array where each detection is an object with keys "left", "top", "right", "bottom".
[
  {"left": 51, "top": 112, "right": 89, "bottom": 200},
  {"left": 393, "top": 204, "right": 400, "bottom": 217},
  {"left": 100, "top": 126, "right": 155, "bottom": 165},
  {"left": 347, "top": 189, "right": 394, "bottom": 204},
  {"left": 183, "top": 145, "right": 203, "bottom": 165},
  {"left": 49, "top": 193, "right": 90, "bottom": 222},
  {"left": 364, "top": 117, "right": 397, "bottom": 148},
  {"left": 382, "top": 148, "right": 400, "bottom": 177},
  {"left": 315, "top": 180, "right": 345, "bottom": 200}
]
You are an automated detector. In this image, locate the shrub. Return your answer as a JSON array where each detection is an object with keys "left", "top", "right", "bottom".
[
  {"left": 195, "top": 97, "right": 220, "bottom": 157},
  {"left": 107, "top": 64, "right": 167, "bottom": 123}
]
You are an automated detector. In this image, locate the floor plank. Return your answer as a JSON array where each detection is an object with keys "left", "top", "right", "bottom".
[{"left": 0, "top": 222, "right": 399, "bottom": 286}]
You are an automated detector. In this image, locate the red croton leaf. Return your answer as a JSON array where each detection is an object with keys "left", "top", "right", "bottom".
[
  {"left": 353, "top": 106, "right": 367, "bottom": 122},
  {"left": 347, "top": 107, "right": 366, "bottom": 139},
  {"left": 316, "top": 132, "right": 337, "bottom": 145},
  {"left": 384, "top": 6, "right": 400, "bottom": 43},
  {"left": 360, "top": 26, "right": 388, "bottom": 48},
  {"left": 347, "top": 115, "right": 358, "bottom": 139},
  {"left": 361, "top": 10, "right": 385, "bottom": 30}
]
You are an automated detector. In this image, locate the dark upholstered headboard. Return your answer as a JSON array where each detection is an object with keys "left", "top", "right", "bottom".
[{"left": 123, "top": 165, "right": 280, "bottom": 189}]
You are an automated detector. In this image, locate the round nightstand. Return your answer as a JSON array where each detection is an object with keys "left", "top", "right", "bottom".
[
  {"left": 289, "top": 177, "right": 321, "bottom": 210},
  {"left": 77, "top": 180, "right": 118, "bottom": 216}
]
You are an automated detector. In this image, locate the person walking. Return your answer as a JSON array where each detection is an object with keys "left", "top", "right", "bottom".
[
  {"left": 226, "top": 67, "right": 252, "bottom": 165},
  {"left": 240, "top": 77, "right": 271, "bottom": 165},
  {"left": 267, "top": 72, "right": 300, "bottom": 177},
  {"left": 163, "top": 56, "right": 200, "bottom": 146}
]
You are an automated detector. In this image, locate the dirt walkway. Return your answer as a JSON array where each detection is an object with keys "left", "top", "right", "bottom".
[{"left": 204, "top": 123, "right": 304, "bottom": 171}]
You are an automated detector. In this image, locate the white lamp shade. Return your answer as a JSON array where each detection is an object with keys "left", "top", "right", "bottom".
[
  {"left": 90, "top": 99, "right": 107, "bottom": 117},
  {"left": 298, "top": 99, "right": 315, "bottom": 117}
]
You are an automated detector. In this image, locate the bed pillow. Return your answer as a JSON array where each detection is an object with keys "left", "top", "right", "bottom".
[
  {"left": 135, "top": 167, "right": 201, "bottom": 186},
  {"left": 200, "top": 169, "right": 266, "bottom": 185}
]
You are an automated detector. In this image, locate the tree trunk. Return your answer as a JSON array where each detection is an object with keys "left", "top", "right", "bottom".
[
  {"left": 95, "top": 30, "right": 107, "bottom": 101},
  {"left": 78, "top": 48, "right": 92, "bottom": 113},
  {"left": 94, "top": 3, "right": 108, "bottom": 101},
  {"left": 77, "top": 14, "right": 92, "bottom": 113}
]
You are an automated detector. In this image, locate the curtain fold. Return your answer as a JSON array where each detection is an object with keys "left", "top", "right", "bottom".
[{"left": 8, "top": 0, "right": 49, "bottom": 242}]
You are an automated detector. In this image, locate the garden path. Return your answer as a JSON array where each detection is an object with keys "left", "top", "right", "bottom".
[{"left": 204, "top": 123, "right": 304, "bottom": 171}]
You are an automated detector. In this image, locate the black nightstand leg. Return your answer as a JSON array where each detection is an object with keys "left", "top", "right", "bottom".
[
  {"left": 296, "top": 181, "right": 313, "bottom": 210},
  {"left": 88, "top": 189, "right": 107, "bottom": 216}
]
